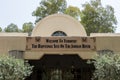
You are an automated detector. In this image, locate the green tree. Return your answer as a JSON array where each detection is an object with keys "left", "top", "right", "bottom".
[
  {"left": 89, "top": 52, "right": 120, "bottom": 80},
  {"left": 0, "top": 27, "right": 2, "bottom": 32},
  {"left": 4, "top": 23, "right": 19, "bottom": 32},
  {"left": 65, "top": 6, "right": 81, "bottom": 20},
  {"left": 0, "top": 56, "right": 33, "bottom": 80},
  {"left": 81, "top": 0, "right": 117, "bottom": 35},
  {"left": 32, "top": 0, "right": 67, "bottom": 23},
  {"left": 22, "top": 22, "right": 34, "bottom": 35}
]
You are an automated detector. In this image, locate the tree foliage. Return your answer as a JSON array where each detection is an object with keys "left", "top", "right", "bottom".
[
  {"left": 22, "top": 22, "right": 34, "bottom": 35},
  {"left": 32, "top": 0, "right": 67, "bottom": 23},
  {"left": 81, "top": 0, "right": 117, "bottom": 35},
  {"left": 32, "top": 0, "right": 117, "bottom": 35},
  {"left": 0, "top": 27, "right": 2, "bottom": 32},
  {"left": 65, "top": 6, "right": 81, "bottom": 20},
  {"left": 90, "top": 52, "right": 120, "bottom": 80},
  {"left": 4, "top": 23, "right": 19, "bottom": 32},
  {"left": 0, "top": 56, "right": 33, "bottom": 80}
]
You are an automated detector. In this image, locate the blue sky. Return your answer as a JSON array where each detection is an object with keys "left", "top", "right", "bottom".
[{"left": 0, "top": 0, "right": 120, "bottom": 33}]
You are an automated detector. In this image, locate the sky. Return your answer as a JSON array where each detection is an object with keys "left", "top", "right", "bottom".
[{"left": 0, "top": 0, "right": 120, "bottom": 33}]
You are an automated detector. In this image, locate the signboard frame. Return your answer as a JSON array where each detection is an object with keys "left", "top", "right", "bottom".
[{"left": 26, "top": 37, "right": 96, "bottom": 51}]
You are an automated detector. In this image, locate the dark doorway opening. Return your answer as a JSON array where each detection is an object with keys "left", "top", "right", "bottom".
[{"left": 25, "top": 54, "right": 94, "bottom": 80}]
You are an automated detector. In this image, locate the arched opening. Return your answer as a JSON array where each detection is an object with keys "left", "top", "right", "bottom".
[
  {"left": 51, "top": 31, "right": 67, "bottom": 36},
  {"left": 25, "top": 54, "right": 94, "bottom": 80}
]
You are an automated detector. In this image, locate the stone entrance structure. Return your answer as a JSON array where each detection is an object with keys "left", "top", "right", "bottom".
[{"left": 0, "top": 14, "right": 120, "bottom": 80}]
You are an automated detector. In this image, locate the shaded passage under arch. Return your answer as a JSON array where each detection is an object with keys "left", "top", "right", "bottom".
[{"left": 26, "top": 54, "right": 94, "bottom": 80}]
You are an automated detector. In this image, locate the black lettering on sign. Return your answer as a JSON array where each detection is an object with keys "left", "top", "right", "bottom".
[
  {"left": 35, "top": 37, "right": 41, "bottom": 42},
  {"left": 82, "top": 44, "right": 90, "bottom": 48},
  {"left": 65, "top": 44, "right": 71, "bottom": 48},
  {"left": 32, "top": 44, "right": 37, "bottom": 48},
  {"left": 82, "top": 37, "right": 87, "bottom": 42},
  {"left": 71, "top": 44, "right": 81, "bottom": 48},
  {"left": 60, "top": 44, "right": 64, "bottom": 48},
  {"left": 59, "top": 39, "right": 64, "bottom": 43},
  {"left": 46, "top": 39, "right": 58, "bottom": 43},
  {"left": 54, "top": 44, "right": 59, "bottom": 48},
  {"left": 64, "top": 39, "right": 77, "bottom": 43}
]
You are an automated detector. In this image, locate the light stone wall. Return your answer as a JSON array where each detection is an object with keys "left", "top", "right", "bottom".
[
  {"left": 95, "top": 37, "right": 120, "bottom": 52},
  {"left": 24, "top": 51, "right": 96, "bottom": 59},
  {"left": 0, "top": 35, "right": 120, "bottom": 59},
  {"left": 91, "top": 33, "right": 120, "bottom": 53},
  {"left": 91, "top": 33, "right": 120, "bottom": 37},
  {"left": 0, "top": 35, "right": 27, "bottom": 55},
  {"left": 32, "top": 14, "right": 87, "bottom": 37},
  {"left": 24, "top": 36, "right": 120, "bottom": 59},
  {"left": 0, "top": 33, "right": 28, "bottom": 36}
]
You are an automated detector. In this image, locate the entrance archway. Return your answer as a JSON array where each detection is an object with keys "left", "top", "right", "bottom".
[{"left": 25, "top": 54, "right": 94, "bottom": 80}]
